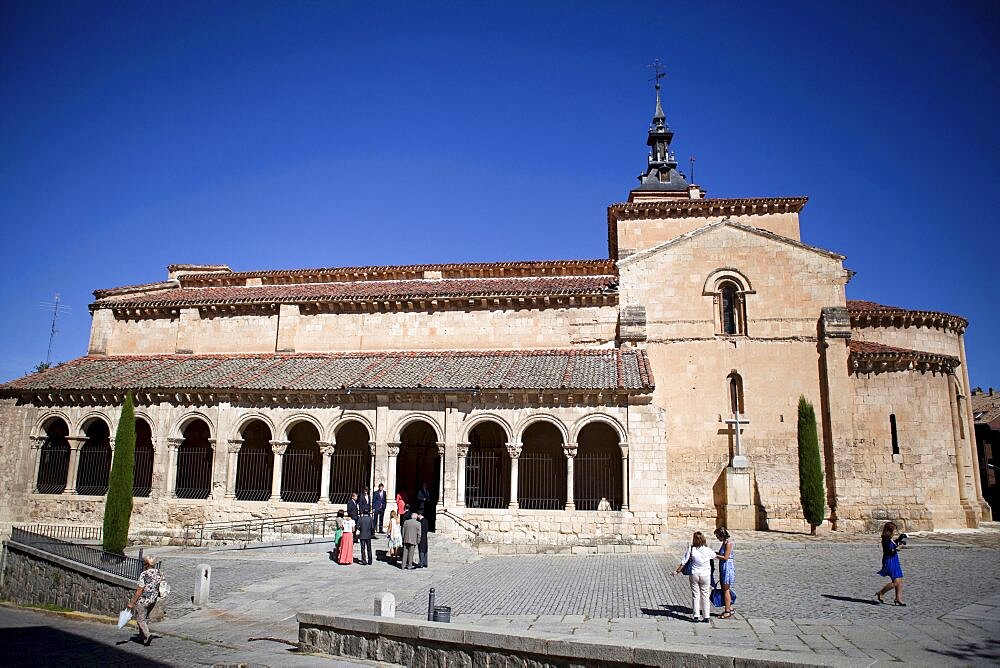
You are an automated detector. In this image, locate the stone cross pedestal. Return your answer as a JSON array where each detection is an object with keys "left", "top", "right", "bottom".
[{"left": 723, "top": 410, "right": 755, "bottom": 529}]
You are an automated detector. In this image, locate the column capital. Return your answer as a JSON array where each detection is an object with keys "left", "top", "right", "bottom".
[
  {"left": 207, "top": 438, "right": 217, "bottom": 451},
  {"left": 166, "top": 437, "right": 183, "bottom": 450},
  {"left": 387, "top": 442, "right": 400, "bottom": 457},
  {"left": 436, "top": 441, "right": 446, "bottom": 456},
  {"left": 369, "top": 441, "right": 377, "bottom": 456},
  {"left": 29, "top": 435, "right": 47, "bottom": 448},
  {"left": 457, "top": 442, "right": 470, "bottom": 458},
  {"left": 506, "top": 442, "right": 522, "bottom": 459},
  {"left": 227, "top": 438, "right": 244, "bottom": 453},
  {"left": 270, "top": 440, "right": 290, "bottom": 455},
  {"left": 563, "top": 442, "right": 578, "bottom": 458},
  {"left": 318, "top": 442, "right": 335, "bottom": 456}
]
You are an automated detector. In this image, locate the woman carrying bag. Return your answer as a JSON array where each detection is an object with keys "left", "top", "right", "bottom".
[{"left": 673, "top": 531, "right": 716, "bottom": 623}]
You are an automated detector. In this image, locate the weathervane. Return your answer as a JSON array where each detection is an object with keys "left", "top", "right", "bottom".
[{"left": 647, "top": 58, "right": 666, "bottom": 89}]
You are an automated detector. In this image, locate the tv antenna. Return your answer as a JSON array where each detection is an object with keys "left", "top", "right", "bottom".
[
  {"left": 689, "top": 155, "right": 696, "bottom": 183},
  {"left": 39, "top": 294, "right": 71, "bottom": 366}
]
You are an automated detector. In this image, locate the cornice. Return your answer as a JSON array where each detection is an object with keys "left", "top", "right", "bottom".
[{"left": 847, "top": 301, "right": 968, "bottom": 335}]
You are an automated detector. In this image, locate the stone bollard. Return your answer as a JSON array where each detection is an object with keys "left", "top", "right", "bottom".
[
  {"left": 374, "top": 591, "right": 395, "bottom": 617},
  {"left": 192, "top": 564, "right": 211, "bottom": 607}
]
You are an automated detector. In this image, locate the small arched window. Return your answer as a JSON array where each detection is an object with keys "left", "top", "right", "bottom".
[
  {"left": 719, "top": 281, "right": 745, "bottom": 335},
  {"left": 728, "top": 372, "right": 745, "bottom": 414}
]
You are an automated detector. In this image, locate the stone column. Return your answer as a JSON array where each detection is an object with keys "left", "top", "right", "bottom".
[
  {"left": 564, "top": 442, "right": 577, "bottom": 511},
  {"left": 386, "top": 442, "right": 400, "bottom": 497},
  {"left": 456, "top": 442, "right": 469, "bottom": 507},
  {"left": 29, "top": 436, "right": 46, "bottom": 493},
  {"left": 65, "top": 437, "right": 86, "bottom": 495},
  {"left": 318, "top": 442, "right": 334, "bottom": 504},
  {"left": 270, "top": 440, "right": 289, "bottom": 501},
  {"left": 165, "top": 438, "right": 182, "bottom": 498},
  {"left": 225, "top": 439, "right": 243, "bottom": 499},
  {"left": 507, "top": 442, "right": 521, "bottom": 510},
  {"left": 369, "top": 441, "right": 377, "bottom": 493},
  {"left": 620, "top": 443, "right": 630, "bottom": 511},
  {"left": 436, "top": 441, "right": 446, "bottom": 509}
]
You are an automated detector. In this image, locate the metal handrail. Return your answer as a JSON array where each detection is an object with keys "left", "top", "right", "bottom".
[
  {"left": 183, "top": 511, "right": 344, "bottom": 547},
  {"left": 439, "top": 508, "right": 481, "bottom": 536},
  {"left": 9, "top": 527, "right": 148, "bottom": 580},
  {"left": 15, "top": 524, "right": 103, "bottom": 542}
]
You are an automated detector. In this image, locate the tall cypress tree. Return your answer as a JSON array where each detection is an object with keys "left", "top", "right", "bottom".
[
  {"left": 103, "top": 391, "right": 136, "bottom": 553},
  {"left": 797, "top": 396, "right": 826, "bottom": 535}
]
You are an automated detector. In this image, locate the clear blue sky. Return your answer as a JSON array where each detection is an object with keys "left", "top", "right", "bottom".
[{"left": 1, "top": 1, "right": 997, "bottom": 387}]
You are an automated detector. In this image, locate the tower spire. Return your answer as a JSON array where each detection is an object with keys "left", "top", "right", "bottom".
[{"left": 632, "top": 60, "right": 694, "bottom": 199}]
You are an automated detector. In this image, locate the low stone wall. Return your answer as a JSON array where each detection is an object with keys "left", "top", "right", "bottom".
[
  {"left": 0, "top": 539, "right": 162, "bottom": 619},
  {"left": 297, "top": 612, "right": 860, "bottom": 667},
  {"left": 438, "top": 508, "right": 668, "bottom": 552}
]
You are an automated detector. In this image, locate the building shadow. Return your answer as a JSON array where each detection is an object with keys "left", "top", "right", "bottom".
[
  {"left": 927, "top": 638, "right": 1000, "bottom": 662},
  {"left": 640, "top": 605, "right": 691, "bottom": 621},
  {"left": 820, "top": 594, "right": 881, "bottom": 606},
  {"left": 0, "top": 626, "right": 170, "bottom": 667}
]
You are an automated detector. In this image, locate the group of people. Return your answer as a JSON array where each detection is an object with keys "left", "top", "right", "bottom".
[
  {"left": 675, "top": 521, "right": 908, "bottom": 622},
  {"left": 332, "top": 482, "right": 435, "bottom": 569}
]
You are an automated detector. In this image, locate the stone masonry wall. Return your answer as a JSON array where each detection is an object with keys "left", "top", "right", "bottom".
[
  {"left": 615, "top": 210, "right": 802, "bottom": 258},
  {"left": 0, "top": 541, "right": 159, "bottom": 619}
]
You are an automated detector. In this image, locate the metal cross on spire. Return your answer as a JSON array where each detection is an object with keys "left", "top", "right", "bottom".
[{"left": 647, "top": 58, "right": 666, "bottom": 89}]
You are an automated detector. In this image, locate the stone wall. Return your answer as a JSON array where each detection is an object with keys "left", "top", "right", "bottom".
[
  {"left": 297, "top": 612, "right": 834, "bottom": 667},
  {"left": 614, "top": 210, "right": 803, "bottom": 258},
  {"left": 0, "top": 540, "right": 161, "bottom": 619}
]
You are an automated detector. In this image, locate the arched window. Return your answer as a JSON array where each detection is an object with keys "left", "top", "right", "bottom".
[
  {"left": 36, "top": 417, "right": 70, "bottom": 494},
  {"left": 575, "top": 422, "right": 623, "bottom": 511},
  {"left": 728, "top": 372, "right": 745, "bottom": 414},
  {"left": 76, "top": 419, "right": 112, "bottom": 495},
  {"left": 133, "top": 418, "right": 154, "bottom": 497},
  {"left": 518, "top": 422, "right": 566, "bottom": 510},
  {"left": 235, "top": 419, "right": 273, "bottom": 501},
  {"left": 175, "top": 419, "right": 213, "bottom": 499},
  {"left": 282, "top": 422, "right": 322, "bottom": 503},
  {"left": 465, "top": 421, "right": 510, "bottom": 509},
  {"left": 719, "top": 280, "right": 746, "bottom": 335},
  {"left": 889, "top": 414, "right": 900, "bottom": 456},
  {"left": 331, "top": 421, "right": 371, "bottom": 504}
]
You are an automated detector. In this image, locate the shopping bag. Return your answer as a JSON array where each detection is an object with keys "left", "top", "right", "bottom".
[
  {"left": 710, "top": 588, "right": 737, "bottom": 608},
  {"left": 118, "top": 608, "right": 133, "bottom": 629}
]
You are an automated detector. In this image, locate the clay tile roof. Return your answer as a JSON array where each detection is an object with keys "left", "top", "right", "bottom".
[
  {"left": 971, "top": 391, "right": 1000, "bottom": 427},
  {"left": 847, "top": 300, "right": 968, "bottom": 334},
  {"left": 0, "top": 349, "right": 654, "bottom": 394},
  {"left": 93, "top": 275, "right": 617, "bottom": 310}
]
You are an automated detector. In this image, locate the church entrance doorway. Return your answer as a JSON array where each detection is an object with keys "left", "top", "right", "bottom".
[{"left": 396, "top": 420, "right": 439, "bottom": 531}]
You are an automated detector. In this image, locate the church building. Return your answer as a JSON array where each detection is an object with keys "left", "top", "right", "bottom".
[{"left": 0, "top": 85, "right": 989, "bottom": 549}]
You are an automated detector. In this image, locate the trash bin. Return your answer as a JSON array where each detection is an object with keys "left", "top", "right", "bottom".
[{"left": 432, "top": 606, "right": 451, "bottom": 623}]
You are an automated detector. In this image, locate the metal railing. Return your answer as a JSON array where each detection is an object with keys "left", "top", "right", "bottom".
[
  {"left": 183, "top": 511, "right": 343, "bottom": 547},
  {"left": 439, "top": 508, "right": 481, "bottom": 536},
  {"left": 9, "top": 526, "right": 147, "bottom": 580},
  {"left": 15, "top": 524, "right": 103, "bottom": 542}
]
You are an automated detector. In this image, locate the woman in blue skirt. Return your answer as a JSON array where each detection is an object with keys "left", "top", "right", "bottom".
[
  {"left": 714, "top": 527, "right": 736, "bottom": 618},
  {"left": 875, "top": 521, "right": 906, "bottom": 606}
]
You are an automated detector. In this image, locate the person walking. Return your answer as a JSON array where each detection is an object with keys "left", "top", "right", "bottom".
[
  {"left": 673, "top": 532, "right": 716, "bottom": 622},
  {"left": 416, "top": 512, "right": 430, "bottom": 568},
  {"left": 126, "top": 555, "right": 163, "bottom": 645},
  {"left": 386, "top": 509, "right": 403, "bottom": 561},
  {"left": 401, "top": 511, "right": 422, "bottom": 570},
  {"left": 875, "top": 521, "right": 906, "bottom": 605},
  {"left": 338, "top": 514, "right": 356, "bottom": 565},
  {"left": 357, "top": 510, "right": 375, "bottom": 565},
  {"left": 714, "top": 527, "right": 736, "bottom": 618},
  {"left": 373, "top": 483, "right": 387, "bottom": 533}
]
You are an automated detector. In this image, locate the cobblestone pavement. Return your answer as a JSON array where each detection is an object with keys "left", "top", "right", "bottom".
[{"left": 35, "top": 526, "right": 998, "bottom": 665}]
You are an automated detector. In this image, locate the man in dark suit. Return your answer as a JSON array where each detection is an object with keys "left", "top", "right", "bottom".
[
  {"left": 346, "top": 492, "right": 359, "bottom": 526},
  {"left": 359, "top": 486, "right": 372, "bottom": 516},
  {"left": 416, "top": 512, "right": 429, "bottom": 568},
  {"left": 401, "top": 512, "right": 422, "bottom": 570},
  {"left": 357, "top": 511, "right": 375, "bottom": 565},
  {"left": 373, "top": 483, "right": 387, "bottom": 533}
]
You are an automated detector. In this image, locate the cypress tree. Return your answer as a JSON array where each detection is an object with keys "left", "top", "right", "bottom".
[
  {"left": 797, "top": 395, "right": 826, "bottom": 535},
  {"left": 103, "top": 391, "right": 136, "bottom": 553}
]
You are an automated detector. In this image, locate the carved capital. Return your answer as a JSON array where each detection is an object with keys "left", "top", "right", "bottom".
[
  {"left": 66, "top": 436, "right": 86, "bottom": 451},
  {"left": 270, "top": 439, "right": 290, "bottom": 456},
  {"left": 29, "top": 436, "right": 47, "bottom": 449},
  {"left": 318, "top": 441, "right": 335, "bottom": 456},
  {"left": 457, "top": 442, "right": 470, "bottom": 458},
  {"left": 387, "top": 442, "right": 400, "bottom": 457},
  {"left": 207, "top": 438, "right": 217, "bottom": 451},
  {"left": 506, "top": 442, "right": 522, "bottom": 459},
  {"left": 227, "top": 439, "right": 244, "bottom": 454},
  {"left": 436, "top": 441, "right": 446, "bottom": 456},
  {"left": 368, "top": 441, "right": 377, "bottom": 456},
  {"left": 166, "top": 437, "right": 183, "bottom": 451},
  {"left": 563, "top": 442, "right": 578, "bottom": 459},
  {"left": 619, "top": 442, "right": 629, "bottom": 458}
]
